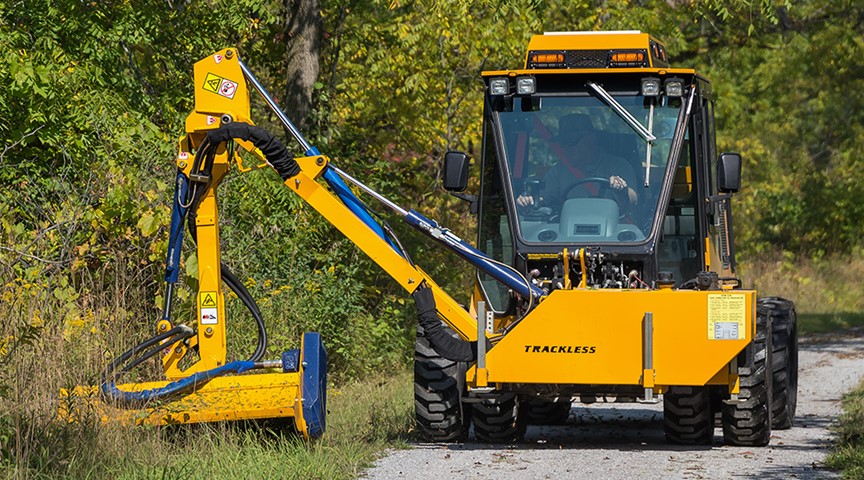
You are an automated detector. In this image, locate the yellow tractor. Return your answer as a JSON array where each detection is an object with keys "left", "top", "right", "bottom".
[
  {"left": 66, "top": 31, "right": 797, "bottom": 446},
  {"left": 418, "top": 31, "right": 798, "bottom": 446}
]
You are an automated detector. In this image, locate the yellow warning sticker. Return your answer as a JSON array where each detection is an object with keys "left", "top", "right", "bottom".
[
  {"left": 200, "top": 291, "right": 217, "bottom": 308},
  {"left": 203, "top": 73, "right": 223, "bottom": 94},
  {"left": 707, "top": 293, "right": 746, "bottom": 340},
  {"left": 202, "top": 73, "right": 238, "bottom": 99}
]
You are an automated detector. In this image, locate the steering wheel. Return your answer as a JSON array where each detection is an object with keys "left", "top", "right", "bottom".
[{"left": 562, "top": 177, "right": 632, "bottom": 218}]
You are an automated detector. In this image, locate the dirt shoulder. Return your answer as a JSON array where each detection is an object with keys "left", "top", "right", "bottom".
[{"left": 363, "top": 333, "right": 864, "bottom": 479}]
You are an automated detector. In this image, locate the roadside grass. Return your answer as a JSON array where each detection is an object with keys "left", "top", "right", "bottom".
[
  {"left": 741, "top": 253, "right": 864, "bottom": 334},
  {"left": 796, "top": 313, "right": 864, "bottom": 335},
  {"left": 826, "top": 378, "right": 864, "bottom": 479},
  {"left": 138, "top": 370, "right": 415, "bottom": 480}
]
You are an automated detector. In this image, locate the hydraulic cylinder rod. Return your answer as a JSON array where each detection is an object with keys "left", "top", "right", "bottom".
[{"left": 329, "top": 166, "right": 545, "bottom": 301}]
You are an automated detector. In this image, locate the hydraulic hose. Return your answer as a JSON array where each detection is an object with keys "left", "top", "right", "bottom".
[
  {"left": 412, "top": 283, "right": 489, "bottom": 362},
  {"left": 201, "top": 122, "right": 299, "bottom": 180},
  {"left": 220, "top": 263, "right": 267, "bottom": 362},
  {"left": 99, "top": 325, "right": 258, "bottom": 406}
]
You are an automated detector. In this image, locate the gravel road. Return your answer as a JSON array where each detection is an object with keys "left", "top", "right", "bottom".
[{"left": 364, "top": 332, "right": 864, "bottom": 479}]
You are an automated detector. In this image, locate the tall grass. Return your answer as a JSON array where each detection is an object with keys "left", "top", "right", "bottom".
[
  {"left": 741, "top": 253, "right": 864, "bottom": 333},
  {"left": 0, "top": 254, "right": 414, "bottom": 479}
]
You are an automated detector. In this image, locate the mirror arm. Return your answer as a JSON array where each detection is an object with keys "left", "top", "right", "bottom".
[
  {"left": 706, "top": 193, "right": 733, "bottom": 204},
  {"left": 450, "top": 193, "right": 478, "bottom": 215}
]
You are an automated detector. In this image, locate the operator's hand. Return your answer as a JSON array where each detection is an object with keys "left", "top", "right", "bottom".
[
  {"left": 516, "top": 194, "right": 535, "bottom": 207},
  {"left": 609, "top": 175, "right": 628, "bottom": 190}
]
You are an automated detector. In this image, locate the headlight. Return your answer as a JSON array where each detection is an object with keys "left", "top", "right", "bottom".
[
  {"left": 489, "top": 77, "right": 509, "bottom": 96},
  {"left": 664, "top": 78, "right": 684, "bottom": 97},
  {"left": 516, "top": 76, "right": 536, "bottom": 95},
  {"left": 641, "top": 77, "right": 661, "bottom": 97}
]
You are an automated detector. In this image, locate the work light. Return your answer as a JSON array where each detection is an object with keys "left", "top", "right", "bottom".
[
  {"left": 641, "top": 77, "right": 661, "bottom": 96},
  {"left": 664, "top": 78, "right": 684, "bottom": 97},
  {"left": 489, "top": 77, "right": 509, "bottom": 95},
  {"left": 516, "top": 77, "right": 536, "bottom": 95}
]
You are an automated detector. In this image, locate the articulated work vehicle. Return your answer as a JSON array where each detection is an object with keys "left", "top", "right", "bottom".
[
  {"left": 67, "top": 31, "right": 796, "bottom": 446},
  {"left": 420, "top": 31, "right": 797, "bottom": 446}
]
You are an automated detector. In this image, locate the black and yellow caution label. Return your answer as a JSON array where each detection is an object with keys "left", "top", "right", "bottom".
[
  {"left": 203, "top": 73, "right": 223, "bottom": 94},
  {"left": 200, "top": 291, "right": 217, "bottom": 308}
]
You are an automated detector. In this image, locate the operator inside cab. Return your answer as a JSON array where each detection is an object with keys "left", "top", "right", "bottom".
[{"left": 515, "top": 113, "right": 638, "bottom": 212}]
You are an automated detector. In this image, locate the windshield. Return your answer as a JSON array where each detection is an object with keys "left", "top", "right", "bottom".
[{"left": 498, "top": 94, "right": 684, "bottom": 244}]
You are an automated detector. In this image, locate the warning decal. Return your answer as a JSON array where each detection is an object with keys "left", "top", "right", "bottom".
[
  {"left": 218, "top": 79, "right": 238, "bottom": 99},
  {"left": 203, "top": 73, "right": 223, "bottom": 93},
  {"left": 200, "top": 291, "right": 217, "bottom": 308},
  {"left": 707, "top": 293, "right": 746, "bottom": 340},
  {"left": 201, "top": 308, "right": 218, "bottom": 325},
  {"left": 202, "top": 73, "right": 238, "bottom": 99}
]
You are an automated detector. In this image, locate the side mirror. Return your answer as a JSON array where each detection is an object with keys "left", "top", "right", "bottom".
[
  {"left": 717, "top": 152, "right": 742, "bottom": 193},
  {"left": 443, "top": 151, "right": 470, "bottom": 192}
]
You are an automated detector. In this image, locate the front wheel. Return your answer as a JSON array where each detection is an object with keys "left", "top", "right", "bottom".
[
  {"left": 722, "top": 307, "right": 773, "bottom": 446},
  {"left": 760, "top": 297, "right": 798, "bottom": 429},
  {"left": 663, "top": 386, "right": 714, "bottom": 445}
]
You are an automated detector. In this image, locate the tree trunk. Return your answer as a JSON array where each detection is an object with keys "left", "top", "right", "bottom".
[{"left": 282, "top": 0, "right": 322, "bottom": 132}]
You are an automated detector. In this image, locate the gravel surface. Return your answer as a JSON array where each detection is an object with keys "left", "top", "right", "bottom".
[{"left": 364, "top": 333, "right": 864, "bottom": 479}]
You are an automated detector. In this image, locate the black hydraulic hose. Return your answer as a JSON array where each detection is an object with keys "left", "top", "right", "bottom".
[
  {"left": 100, "top": 325, "right": 196, "bottom": 401},
  {"left": 412, "top": 283, "right": 489, "bottom": 362},
  {"left": 379, "top": 219, "right": 414, "bottom": 266},
  {"left": 221, "top": 263, "right": 267, "bottom": 362},
  {"left": 203, "top": 122, "right": 300, "bottom": 180}
]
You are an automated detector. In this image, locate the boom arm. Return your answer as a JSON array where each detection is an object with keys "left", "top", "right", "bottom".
[{"left": 159, "top": 48, "right": 552, "bottom": 377}]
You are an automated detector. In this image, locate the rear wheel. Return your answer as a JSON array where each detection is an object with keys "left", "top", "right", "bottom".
[
  {"left": 472, "top": 393, "right": 526, "bottom": 443},
  {"left": 722, "top": 307, "right": 773, "bottom": 446},
  {"left": 663, "top": 386, "right": 714, "bottom": 444},
  {"left": 760, "top": 297, "right": 798, "bottom": 429},
  {"left": 522, "top": 398, "right": 572, "bottom": 425},
  {"left": 413, "top": 325, "right": 468, "bottom": 442}
]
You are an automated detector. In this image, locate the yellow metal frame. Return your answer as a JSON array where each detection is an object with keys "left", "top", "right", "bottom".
[{"left": 467, "top": 289, "right": 753, "bottom": 391}]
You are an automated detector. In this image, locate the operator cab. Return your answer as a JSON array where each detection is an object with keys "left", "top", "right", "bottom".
[{"left": 445, "top": 32, "right": 741, "bottom": 314}]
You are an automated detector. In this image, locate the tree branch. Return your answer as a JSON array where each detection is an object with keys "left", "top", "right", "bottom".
[{"left": 0, "top": 126, "right": 43, "bottom": 165}]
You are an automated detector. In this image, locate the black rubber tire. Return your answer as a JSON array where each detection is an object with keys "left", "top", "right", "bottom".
[
  {"left": 663, "top": 386, "right": 715, "bottom": 445},
  {"left": 759, "top": 297, "right": 798, "bottom": 429},
  {"left": 522, "top": 399, "right": 572, "bottom": 425},
  {"left": 472, "top": 393, "right": 526, "bottom": 443},
  {"left": 414, "top": 325, "right": 468, "bottom": 442},
  {"left": 722, "top": 307, "right": 773, "bottom": 446}
]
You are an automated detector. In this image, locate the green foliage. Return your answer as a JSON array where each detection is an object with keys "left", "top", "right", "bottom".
[{"left": 707, "top": 3, "right": 864, "bottom": 257}]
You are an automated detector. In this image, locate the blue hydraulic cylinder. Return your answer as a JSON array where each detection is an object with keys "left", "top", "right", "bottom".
[
  {"left": 403, "top": 209, "right": 546, "bottom": 300},
  {"left": 164, "top": 172, "right": 190, "bottom": 284},
  {"left": 318, "top": 161, "right": 398, "bottom": 252}
]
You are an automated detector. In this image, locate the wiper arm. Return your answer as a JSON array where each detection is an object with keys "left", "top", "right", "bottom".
[
  {"left": 587, "top": 81, "right": 656, "bottom": 142},
  {"left": 644, "top": 100, "right": 654, "bottom": 187}
]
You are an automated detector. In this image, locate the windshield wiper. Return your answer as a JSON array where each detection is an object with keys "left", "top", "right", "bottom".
[{"left": 587, "top": 81, "right": 656, "bottom": 142}]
